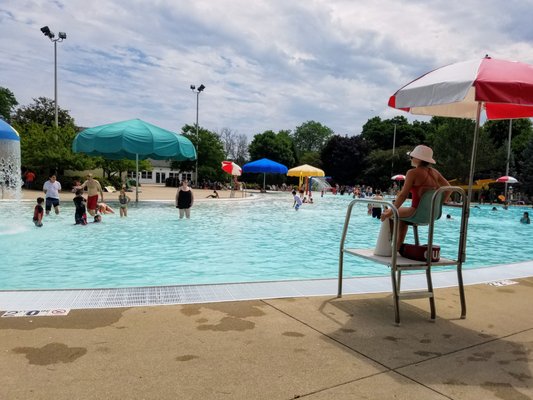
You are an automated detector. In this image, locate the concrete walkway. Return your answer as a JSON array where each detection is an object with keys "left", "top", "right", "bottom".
[{"left": 1, "top": 278, "right": 532, "bottom": 399}]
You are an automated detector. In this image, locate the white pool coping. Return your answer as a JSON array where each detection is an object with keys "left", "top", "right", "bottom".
[{"left": 1, "top": 260, "right": 532, "bottom": 311}]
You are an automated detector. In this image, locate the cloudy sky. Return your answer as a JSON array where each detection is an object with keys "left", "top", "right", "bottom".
[{"left": 1, "top": 0, "right": 532, "bottom": 138}]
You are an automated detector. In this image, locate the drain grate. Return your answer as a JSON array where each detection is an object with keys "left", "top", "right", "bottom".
[{"left": 0, "top": 262, "right": 532, "bottom": 310}]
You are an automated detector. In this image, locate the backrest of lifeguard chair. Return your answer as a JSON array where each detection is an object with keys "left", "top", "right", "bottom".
[{"left": 400, "top": 189, "right": 445, "bottom": 226}]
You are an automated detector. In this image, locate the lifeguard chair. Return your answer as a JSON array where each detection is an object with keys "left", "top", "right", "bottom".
[{"left": 338, "top": 186, "right": 468, "bottom": 324}]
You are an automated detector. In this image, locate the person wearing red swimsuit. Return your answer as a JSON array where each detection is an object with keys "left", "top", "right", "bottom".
[{"left": 381, "top": 145, "right": 451, "bottom": 250}]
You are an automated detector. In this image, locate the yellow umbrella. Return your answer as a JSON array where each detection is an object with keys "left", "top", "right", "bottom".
[{"left": 287, "top": 164, "right": 325, "bottom": 189}]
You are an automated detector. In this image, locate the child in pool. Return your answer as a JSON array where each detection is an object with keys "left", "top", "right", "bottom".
[
  {"left": 73, "top": 189, "right": 88, "bottom": 225},
  {"left": 33, "top": 197, "right": 44, "bottom": 227},
  {"left": 118, "top": 189, "right": 131, "bottom": 217}
]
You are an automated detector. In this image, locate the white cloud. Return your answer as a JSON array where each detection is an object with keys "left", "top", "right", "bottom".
[{"left": 1, "top": 0, "right": 532, "bottom": 138}]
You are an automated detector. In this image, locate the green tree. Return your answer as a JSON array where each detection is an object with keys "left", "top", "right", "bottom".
[
  {"left": 429, "top": 117, "right": 502, "bottom": 182},
  {"left": 248, "top": 130, "right": 297, "bottom": 167},
  {"left": 172, "top": 124, "right": 225, "bottom": 183},
  {"left": 0, "top": 87, "right": 18, "bottom": 122},
  {"left": 363, "top": 145, "right": 412, "bottom": 190},
  {"left": 12, "top": 97, "right": 75, "bottom": 128},
  {"left": 483, "top": 119, "right": 533, "bottom": 176},
  {"left": 292, "top": 120, "right": 333, "bottom": 155},
  {"left": 519, "top": 137, "right": 533, "bottom": 196},
  {"left": 360, "top": 116, "right": 428, "bottom": 151},
  {"left": 17, "top": 122, "right": 94, "bottom": 176},
  {"left": 320, "top": 135, "right": 369, "bottom": 184}
]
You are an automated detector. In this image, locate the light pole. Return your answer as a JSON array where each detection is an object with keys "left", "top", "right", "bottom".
[
  {"left": 41, "top": 26, "right": 67, "bottom": 128},
  {"left": 190, "top": 84, "right": 205, "bottom": 187}
]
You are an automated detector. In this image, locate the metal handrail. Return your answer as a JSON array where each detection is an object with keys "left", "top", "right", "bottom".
[{"left": 338, "top": 198, "right": 399, "bottom": 297}]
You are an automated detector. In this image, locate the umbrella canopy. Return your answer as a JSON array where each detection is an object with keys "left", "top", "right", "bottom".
[
  {"left": 242, "top": 158, "right": 288, "bottom": 174},
  {"left": 496, "top": 176, "right": 518, "bottom": 184},
  {"left": 72, "top": 119, "right": 196, "bottom": 161},
  {"left": 389, "top": 57, "right": 533, "bottom": 120},
  {"left": 391, "top": 174, "right": 406, "bottom": 181},
  {"left": 221, "top": 161, "right": 242, "bottom": 176},
  {"left": 0, "top": 119, "right": 20, "bottom": 141},
  {"left": 287, "top": 164, "right": 325, "bottom": 177},
  {"left": 388, "top": 56, "right": 533, "bottom": 203},
  {"left": 72, "top": 119, "right": 196, "bottom": 201},
  {"left": 287, "top": 164, "right": 325, "bottom": 190},
  {"left": 242, "top": 158, "right": 288, "bottom": 191}
]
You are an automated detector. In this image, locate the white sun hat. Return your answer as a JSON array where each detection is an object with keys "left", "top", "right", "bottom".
[{"left": 407, "top": 145, "right": 436, "bottom": 164}]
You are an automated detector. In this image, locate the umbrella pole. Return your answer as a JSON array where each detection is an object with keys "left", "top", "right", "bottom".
[
  {"left": 467, "top": 103, "right": 482, "bottom": 205},
  {"left": 459, "top": 102, "right": 482, "bottom": 266},
  {"left": 263, "top": 173, "right": 266, "bottom": 192},
  {"left": 505, "top": 119, "right": 512, "bottom": 202},
  {"left": 136, "top": 153, "right": 139, "bottom": 203}
]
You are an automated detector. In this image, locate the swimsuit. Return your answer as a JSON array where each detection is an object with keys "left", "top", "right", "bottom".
[
  {"left": 119, "top": 195, "right": 129, "bottom": 208},
  {"left": 177, "top": 190, "right": 193, "bottom": 209},
  {"left": 87, "top": 195, "right": 98, "bottom": 210},
  {"left": 73, "top": 196, "right": 87, "bottom": 225},
  {"left": 410, "top": 169, "right": 436, "bottom": 208}
]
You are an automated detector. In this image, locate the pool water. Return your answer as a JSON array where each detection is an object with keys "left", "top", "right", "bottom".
[{"left": 0, "top": 195, "right": 531, "bottom": 290}]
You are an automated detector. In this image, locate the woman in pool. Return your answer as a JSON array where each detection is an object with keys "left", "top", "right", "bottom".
[
  {"left": 175, "top": 179, "right": 194, "bottom": 219},
  {"left": 380, "top": 145, "right": 450, "bottom": 250}
]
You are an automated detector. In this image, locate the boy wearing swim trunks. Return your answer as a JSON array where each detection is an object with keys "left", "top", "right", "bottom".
[
  {"left": 80, "top": 173, "right": 104, "bottom": 216},
  {"left": 43, "top": 174, "right": 62, "bottom": 215}
]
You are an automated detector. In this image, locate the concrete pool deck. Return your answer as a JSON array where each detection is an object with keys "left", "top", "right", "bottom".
[
  {"left": 3, "top": 185, "right": 531, "bottom": 398},
  {"left": 1, "top": 278, "right": 532, "bottom": 399}
]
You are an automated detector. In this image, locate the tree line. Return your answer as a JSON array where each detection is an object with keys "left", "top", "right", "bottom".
[{"left": 2, "top": 86, "right": 533, "bottom": 196}]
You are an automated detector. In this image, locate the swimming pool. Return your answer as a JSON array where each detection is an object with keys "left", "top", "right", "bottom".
[{"left": 0, "top": 195, "right": 531, "bottom": 290}]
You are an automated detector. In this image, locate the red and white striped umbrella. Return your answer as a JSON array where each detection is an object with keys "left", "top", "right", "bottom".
[
  {"left": 388, "top": 56, "right": 533, "bottom": 202},
  {"left": 389, "top": 57, "right": 533, "bottom": 120},
  {"left": 391, "top": 174, "right": 406, "bottom": 181},
  {"left": 496, "top": 176, "right": 518, "bottom": 184},
  {"left": 221, "top": 161, "right": 242, "bottom": 176}
]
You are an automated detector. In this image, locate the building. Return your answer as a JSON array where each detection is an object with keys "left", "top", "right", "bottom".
[{"left": 127, "top": 160, "right": 192, "bottom": 185}]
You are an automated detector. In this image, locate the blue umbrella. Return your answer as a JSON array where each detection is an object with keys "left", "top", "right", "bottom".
[
  {"left": 73, "top": 119, "right": 196, "bottom": 201},
  {"left": 242, "top": 158, "right": 288, "bottom": 190},
  {"left": 0, "top": 119, "right": 21, "bottom": 199},
  {"left": 0, "top": 119, "right": 20, "bottom": 141}
]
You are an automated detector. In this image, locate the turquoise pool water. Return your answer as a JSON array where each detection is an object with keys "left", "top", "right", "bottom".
[{"left": 0, "top": 194, "right": 531, "bottom": 290}]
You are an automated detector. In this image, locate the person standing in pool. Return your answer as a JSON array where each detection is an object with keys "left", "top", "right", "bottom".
[
  {"left": 175, "top": 179, "right": 194, "bottom": 219},
  {"left": 80, "top": 173, "right": 104, "bottom": 216},
  {"left": 73, "top": 189, "right": 88, "bottom": 225},
  {"left": 43, "top": 174, "right": 62, "bottom": 215},
  {"left": 118, "top": 188, "right": 131, "bottom": 217}
]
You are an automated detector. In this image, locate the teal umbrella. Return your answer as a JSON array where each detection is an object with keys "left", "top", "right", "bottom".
[{"left": 72, "top": 119, "right": 196, "bottom": 201}]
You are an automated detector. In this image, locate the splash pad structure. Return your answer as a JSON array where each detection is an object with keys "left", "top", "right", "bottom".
[{"left": 0, "top": 120, "right": 21, "bottom": 200}]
